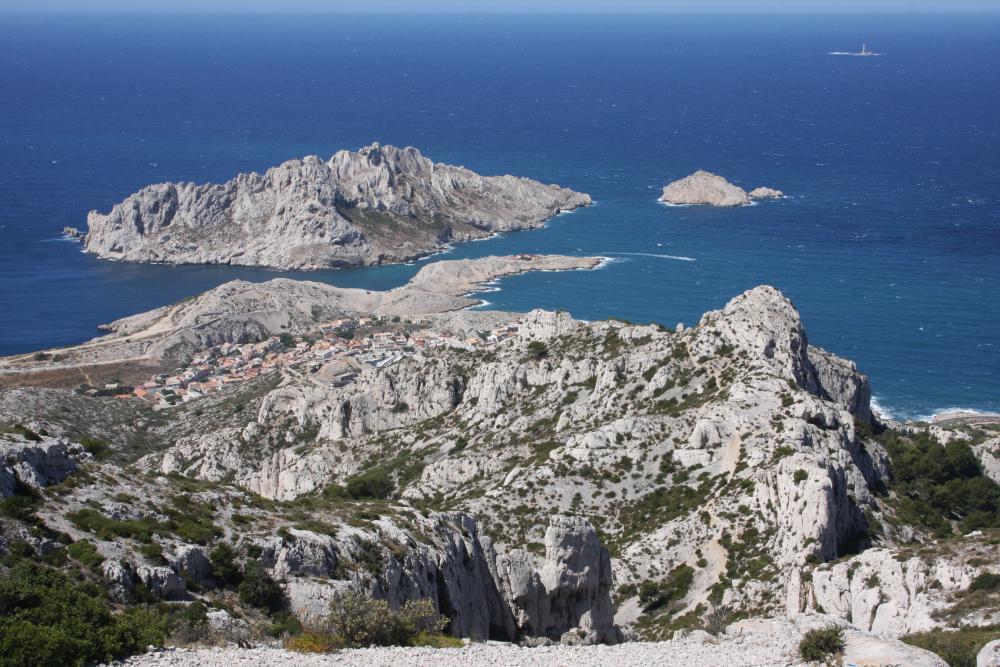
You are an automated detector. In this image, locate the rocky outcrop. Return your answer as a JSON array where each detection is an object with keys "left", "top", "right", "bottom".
[
  {"left": 801, "top": 543, "right": 999, "bottom": 636},
  {"left": 974, "top": 440, "right": 1000, "bottom": 485},
  {"left": 540, "top": 516, "right": 617, "bottom": 644},
  {"left": 137, "top": 565, "right": 187, "bottom": 600},
  {"left": 270, "top": 514, "right": 616, "bottom": 643},
  {"left": 169, "top": 545, "right": 213, "bottom": 586},
  {"left": 659, "top": 171, "right": 784, "bottom": 207},
  {"left": 729, "top": 615, "right": 947, "bottom": 667},
  {"left": 0, "top": 434, "right": 82, "bottom": 497},
  {"left": 84, "top": 143, "right": 591, "bottom": 270}
]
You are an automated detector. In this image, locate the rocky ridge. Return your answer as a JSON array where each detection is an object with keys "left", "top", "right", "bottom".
[
  {"left": 82, "top": 143, "right": 591, "bottom": 270},
  {"left": 1, "top": 280, "right": 997, "bottom": 659}
]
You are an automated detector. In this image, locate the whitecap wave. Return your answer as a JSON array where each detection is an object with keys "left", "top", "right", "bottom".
[
  {"left": 869, "top": 395, "right": 897, "bottom": 421},
  {"left": 418, "top": 244, "right": 454, "bottom": 261},
  {"left": 922, "top": 407, "right": 1000, "bottom": 423}
]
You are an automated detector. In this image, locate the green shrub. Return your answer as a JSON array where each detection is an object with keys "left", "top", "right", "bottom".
[
  {"left": 798, "top": 626, "right": 844, "bottom": 662},
  {"left": 318, "top": 592, "right": 451, "bottom": 648},
  {"left": 67, "top": 508, "right": 157, "bottom": 543},
  {"left": 209, "top": 543, "right": 243, "bottom": 586},
  {"left": 793, "top": 469, "right": 809, "bottom": 484},
  {"left": 901, "top": 626, "right": 999, "bottom": 667},
  {"left": 346, "top": 470, "right": 394, "bottom": 500},
  {"left": 526, "top": 341, "right": 548, "bottom": 359},
  {"left": 638, "top": 564, "right": 695, "bottom": 613},
  {"left": 880, "top": 430, "right": 1000, "bottom": 535},
  {"left": 238, "top": 565, "right": 284, "bottom": 612},
  {"left": 0, "top": 562, "right": 160, "bottom": 667},
  {"left": 79, "top": 437, "right": 110, "bottom": 460},
  {"left": 968, "top": 572, "right": 1000, "bottom": 594},
  {"left": 0, "top": 493, "right": 40, "bottom": 522},
  {"left": 66, "top": 540, "right": 104, "bottom": 569}
]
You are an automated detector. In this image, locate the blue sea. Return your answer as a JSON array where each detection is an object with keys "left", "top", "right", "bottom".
[{"left": 1, "top": 12, "right": 998, "bottom": 419}]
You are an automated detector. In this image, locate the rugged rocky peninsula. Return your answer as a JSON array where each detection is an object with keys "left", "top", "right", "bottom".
[
  {"left": 82, "top": 143, "right": 592, "bottom": 270},
  {"left": 0, "top": 254, "right": 601, "bottom": 374},
  {"left": 1, "top": 269, "right": 997, "bottom": 666},
  {"left": 660, "top": 171, "right": 783, "bottom": 207}
]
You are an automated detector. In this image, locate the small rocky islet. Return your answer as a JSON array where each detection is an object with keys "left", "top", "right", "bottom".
[{"left": 659, "top": 170, "right": 784, "bottom": 207}]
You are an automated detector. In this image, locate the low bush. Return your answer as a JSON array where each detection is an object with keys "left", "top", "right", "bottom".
[
  {"left": 638, "top": 564, "right": 695, "bottom": 614},
  {"left": 901, "top": 626, "right": 999, "bottom": 667},
  {"left": 209, "top": 543, "right": 243, "bottom": 586},
  {"left": 285, "top": 631, "right": 345, "bottom": 653},
  {"left": 346, "top": 470, "right": 394, "bottom": 500},
  {"left": 287, "top": 592, "right": 453, "bottom": 652},
  {"left": 66, "top": 540, "right": 104, "bottom": 569},
  {"left": 410, "top": 631, "right": 464, "bottom": 647},
  {"left": 798, "top": 626, "right": 844, "bottom": 662},
  {"left": 237, "top": 565, "right": 284, "bottom": 612},
  {"left": 526, "top": 340, "right": 548, "bottom": 359},
  {"left": 968, "top": 572, "right": 1000, "bottom": 594},
  {"left": 0, "top": 562, "right": 160, "bottom": 667}
]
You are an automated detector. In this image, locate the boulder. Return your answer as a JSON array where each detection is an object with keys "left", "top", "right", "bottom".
[
  {"left": 137, "top": 565, "right": 186, "bottom": 600},
  {"left": 979, "top": 639, "right": 1000, "bottom": 667},
  {"left": 170, "top": 545, "right": 213, "bottom": 586}
]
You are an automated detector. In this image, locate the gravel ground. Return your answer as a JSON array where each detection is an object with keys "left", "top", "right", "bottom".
[
  {"left": 109, "top": 615, "right": 951, "bottom": 667},
  {"left": 110, "top": 633, "right": 806, "bottom": 667}
]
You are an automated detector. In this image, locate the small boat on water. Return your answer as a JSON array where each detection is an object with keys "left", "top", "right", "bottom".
[{"left": 828, "top": 43, "right": 882, "bottom": 57}]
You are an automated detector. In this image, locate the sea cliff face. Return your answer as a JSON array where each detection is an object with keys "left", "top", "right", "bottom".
[{"left": 83, "top": 143, "right": 591, "bottom": 270}]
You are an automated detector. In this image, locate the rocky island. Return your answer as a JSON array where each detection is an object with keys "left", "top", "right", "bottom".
[
  {"left": 1, "top": 268, "right": 997, "bottom": 666},
  {"left": 659, "top": 171, "right": 784, "bottom": 207},
  {"left": 81, "top": 143, "right": 592, "bottom": 270}
]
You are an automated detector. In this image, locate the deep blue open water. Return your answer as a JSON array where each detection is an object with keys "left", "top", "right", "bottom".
[{"left": 1, "top": 12, "right": 998, "bottom": 419}]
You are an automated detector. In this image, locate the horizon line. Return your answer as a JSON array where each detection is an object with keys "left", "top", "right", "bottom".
[{"left": 3, "top": 7, "right": 1000, "bottom": 14}]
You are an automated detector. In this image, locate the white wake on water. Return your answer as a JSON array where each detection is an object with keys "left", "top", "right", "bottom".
[{"left": 605, "top": 252, "right": 696, "bottom": 262}]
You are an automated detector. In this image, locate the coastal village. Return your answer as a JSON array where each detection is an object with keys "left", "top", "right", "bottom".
[{"left": 92, "top": 315, "right": 523, "bottom": 408}]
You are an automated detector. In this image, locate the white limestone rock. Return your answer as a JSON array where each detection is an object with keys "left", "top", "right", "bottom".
[
  {"left": 0, "top": 434, "right": 81, "bottom": 497},
  {"left": 659, "top": 171, "right": 751, "bottom": 207},
  {"left": 749, "top": 187, "right": 784, "bottom": 199},
  {"left": 979, "top": 639, "right": 1000, "bottom": 667},
  {"left": 169, "top": 545, "right": 213, "bottom": 586},
  {"left": 137, "top": 565, "right": 186, "bottom": 600}
]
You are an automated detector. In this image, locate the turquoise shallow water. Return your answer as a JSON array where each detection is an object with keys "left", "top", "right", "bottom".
[{"left": 0, "top": 12, "right": 998, "bottom": 419}]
